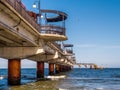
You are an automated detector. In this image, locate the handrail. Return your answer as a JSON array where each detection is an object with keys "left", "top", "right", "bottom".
[
  {"left": 41, "top": 25, "right": 66, "bottom": 35},
  {"left": 66, "top": 49, "right": 73, "bottom": 54},
  {"left": 41, "top": 9, "right": 67, "bottom": 22},
  {"left": 5, "top": 0, "right": 40, "bottom": 31}
]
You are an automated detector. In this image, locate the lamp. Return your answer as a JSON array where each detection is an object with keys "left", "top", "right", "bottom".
[
  {"left": 32, "top": 3, "right": 37, "bottom": 8},
  {"left": 32, "top": 0, "right": 41, "bottom": 26}
]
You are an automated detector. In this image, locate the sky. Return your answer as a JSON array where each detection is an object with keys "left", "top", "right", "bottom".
[{"left": 1, "top": 0, "right": 120, "bottom": 68}]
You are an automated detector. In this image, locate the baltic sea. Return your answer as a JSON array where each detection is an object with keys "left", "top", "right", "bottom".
[{"left": 0, "top": 68, "right": 120, "bottom": 90}]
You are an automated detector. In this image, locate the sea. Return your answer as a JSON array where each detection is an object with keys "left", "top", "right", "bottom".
[{"left": 0, "top": 68, "right": 120, "bottom": 90}]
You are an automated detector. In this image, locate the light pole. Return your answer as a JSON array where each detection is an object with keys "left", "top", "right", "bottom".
[{"left": 33, "top": 0, "right": 41, "bottom": 30}]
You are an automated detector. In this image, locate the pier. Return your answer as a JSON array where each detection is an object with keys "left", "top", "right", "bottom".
[
  {"left": 76, "top": 63, "right": 103, "bottom": 69},
  {"left": 0, "top": 0, "right": 76, "bottom": 85}
]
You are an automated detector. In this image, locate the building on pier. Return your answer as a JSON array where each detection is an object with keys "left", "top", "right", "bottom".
[{"left": 0, "top": 0, "right": 76, "bottom": 85}]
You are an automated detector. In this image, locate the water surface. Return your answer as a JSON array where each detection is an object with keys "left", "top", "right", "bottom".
[{"left": 1, "top": 68, "right": 120, "bottom": 90}]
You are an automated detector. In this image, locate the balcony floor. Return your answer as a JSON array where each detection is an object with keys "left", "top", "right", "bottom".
[{"left": 40, "top": 34, "right": 67, "bottom": 41}]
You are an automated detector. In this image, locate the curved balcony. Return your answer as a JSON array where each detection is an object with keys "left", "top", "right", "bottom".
[
  {"left": 39, "top": 10, "right": 68, "bottom": 41},
  {"left": 41, "top": 10, "right": 67, "bottom": 22},
  {"left": 66, "top": 49, "right": 73, "bottom": 54},
  {"left": 63, "top": 44, "right": 74, "bottom": 55},
  {"left": 40, "top": 25, "right": 67, "bottom": 41}
]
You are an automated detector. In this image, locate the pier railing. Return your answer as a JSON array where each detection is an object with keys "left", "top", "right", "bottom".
[
  {"left": 5, "top": 0, "right": 40, "bottom": 31},
  {"left": 41, "top": 25, "right": 66, "bottom": 35},
  {"left": 65, "top": 49, "right": 73, "bottom": 54}
]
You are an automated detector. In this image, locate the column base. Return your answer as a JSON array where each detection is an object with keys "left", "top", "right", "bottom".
[{"left": 8, "top": 77, "right": 20, "bottom": 85}]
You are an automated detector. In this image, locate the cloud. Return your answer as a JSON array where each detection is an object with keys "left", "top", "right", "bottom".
[
  {"left": 76, "top": 44, "right": 97, "bottom": 48},
  {"left": 103, "top": 45, "right": 120, "bottom": 49},
  {"left": 76, "top": 44, "right": 120, "bottom": 49}
]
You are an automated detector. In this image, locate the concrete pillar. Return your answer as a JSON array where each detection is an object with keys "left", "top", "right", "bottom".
[
  {"left": 60, "top": 65, "right": 63, "bottom": 72},
  {"left": 49, "top": 63, "right": 54, "bottom": 75},
  {"left": 62, "top": 66, "right": 65, "bottom": 72},
  {"left": 55, "top": 64, "right": 60, "bottom": 74},
  {"left": 8, "top": 59, "right": 21, "bottom": 85},
  {"left": 62, "top": 65, "right": 64, "bottom": 72},
  {"left": 68, "top": 66, "right": 70, "bottom": 71},
  {"left": 37, "top": 62, "right": 44, "bottom": 79},
  {"left": 65, "top": 66, "right": 67, "bottom": 72},
  {"left": 67, "top": 66, "right": 71, "bottom": 71},
  {"left": 65, "top": 66, "right": 68, "bottom": 72},
  {"left": 90, "top": 65, "right": 92, "bottom": 69}
]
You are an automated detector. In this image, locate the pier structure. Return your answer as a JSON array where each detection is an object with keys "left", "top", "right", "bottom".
[
  {"left": 0, "top": 0, "right": 76, "bottom": 85},
  {"left": 76, "top": 63, "right": 99, "bottom": 69}
]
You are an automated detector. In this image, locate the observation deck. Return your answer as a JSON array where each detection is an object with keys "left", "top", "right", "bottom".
[
  {"left": 38, "top": 10, "right": 68, "bottom": 41},
  {"left": 64, "top": 44, "right": 74, "bottom": 55}
]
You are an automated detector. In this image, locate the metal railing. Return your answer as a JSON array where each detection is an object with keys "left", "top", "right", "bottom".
[
  {"left": 66, "top": 49, "right": 73, "bottom": 54},
  {"left": 5, "top": 0, "right": 40, "bottom": 31},
  {"left": 41, "top": 25, "right": 66, "bottom": 35}
]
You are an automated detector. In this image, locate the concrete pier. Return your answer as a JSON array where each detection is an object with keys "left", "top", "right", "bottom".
[
  {"left": 8, "top": 59, "right": 21, "bottom": 85},
  {"left": 37, "top": 62, "right": 44, "bottom": 79},
  {"left": 0, "top": 0, "right": 76, "bottom": 85},
  {"left": 49, "top": 63, "right": 54, "bottom": 75}
]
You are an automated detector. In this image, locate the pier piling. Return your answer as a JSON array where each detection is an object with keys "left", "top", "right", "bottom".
[
  {"left": 49, "top": 63, "right": 54, "bottom": 75},
  {"left": 55, "top": 64, "right": 60, "bottom": 74},
  {"left": 8, "top": 59, "right": 21, "bottom": 85},
  {"left": 37, "top": 62, "right": 44, "bottom": 79}
]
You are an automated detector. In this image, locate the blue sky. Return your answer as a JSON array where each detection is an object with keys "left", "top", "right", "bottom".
[{"left": 1, "top": 0, "right": 120, "bottom": 68}]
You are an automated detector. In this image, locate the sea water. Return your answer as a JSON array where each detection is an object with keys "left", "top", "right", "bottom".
[
  {"left": 58, "top": 68, "right": 120, "bottom": 90},
  {"left": 0, "top": 68, "right": 120, "bottom": 90}
]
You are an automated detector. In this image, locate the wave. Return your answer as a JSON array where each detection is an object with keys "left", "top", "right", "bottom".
[
  {"left": 113, "top": 75, "right": 120, "bottom": 78},
  {"left": 66, "top": 77, "right": 120, "bottom": 81},
  {"left": 0, "top": 75, "right": 7, "bottom": 80}
]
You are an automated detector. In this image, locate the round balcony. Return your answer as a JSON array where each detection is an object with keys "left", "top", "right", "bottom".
[
  {"left": 63, "top": 44, "right": 74, "bottom": 55},
  {"left": 40, "top": 25, "right": 67, "bottom": 41},
  {"left": 39, "top": 10, "right": 68, "bottom": 41},
  {"left": 41, "top": 10, "right": 67, "bottom": 22}
]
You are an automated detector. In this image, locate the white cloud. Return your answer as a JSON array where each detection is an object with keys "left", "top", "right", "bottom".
[
  {"left": 76, "top": 44, "right": 97, "bottom": 48},
  {"left": 76, "top": 44, "right": 120, "bottom": 49},
  {"left": 102, "top": 45, "right": 120, "bottom": 49}
]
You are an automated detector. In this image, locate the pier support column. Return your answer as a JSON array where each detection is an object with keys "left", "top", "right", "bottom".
[
  {"left": 8, "top": 59, "right": 21, "bottom": 85},
  {"left": 37, "top": 62, "right": 44, "bottom": 79},
  {"left": 60, "top": 65, "right": 63, "bottom": 72},
  {"left": 67, "top": 66, "right": 70, "bottom": 71},
  {"left": 49, "top": 63, "right": 54, "bottom": 75},
  {"left": 65, "top": 66, "right": 68, "bottom": 72},
  {"left": 62, "top": 66, "right": 65, "bottom": 72},
  {"left": 55, "top": 64, "right": 60, "bottom": 74}
]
